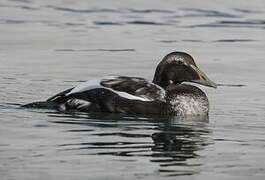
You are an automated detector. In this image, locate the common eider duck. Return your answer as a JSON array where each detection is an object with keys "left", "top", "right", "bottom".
[{"left": 23, "top": 52, "right": 217, "bottom": 116}]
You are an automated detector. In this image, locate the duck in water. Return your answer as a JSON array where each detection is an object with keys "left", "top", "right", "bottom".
[{"left": 23, "top": 52, "right": 217, "bottom": 116}]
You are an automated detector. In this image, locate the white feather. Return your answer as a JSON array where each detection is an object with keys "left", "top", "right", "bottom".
[
  {"left": 66, "top": 76, "right": 153, "bottom": 102},
  {"left": 170, "top": 94, "right": 209, "bottom": 116}
]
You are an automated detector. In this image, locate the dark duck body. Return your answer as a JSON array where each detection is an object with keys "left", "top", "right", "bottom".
[{"left": 23, "top": 52, "right": 217, "bottom": 116}]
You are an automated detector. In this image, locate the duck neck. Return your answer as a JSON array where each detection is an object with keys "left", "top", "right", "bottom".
[
  {"left": 152, "top": 74, "right": 170, "bottom": 89},
  {"left": 152, "top": 66, "right": 172, "bottom": 89}
]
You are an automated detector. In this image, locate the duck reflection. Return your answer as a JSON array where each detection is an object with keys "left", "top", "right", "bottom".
[
  {"left": 50, "top": 112, "right": 211, "bottom": 176},
  {"left": 152, "top": 115, "right": 209, "bottom": 152},
  {"left": 150, "top": 115, "right": 211, "bottom": 175}
]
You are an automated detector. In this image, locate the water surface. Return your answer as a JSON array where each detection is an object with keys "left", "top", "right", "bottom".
[{"left": 1, "top": 0, "right": 265, "bottom": 179}]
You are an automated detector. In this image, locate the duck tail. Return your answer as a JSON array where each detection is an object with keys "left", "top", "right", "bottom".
[{"left": 22, "top": 101, "right": 58, "bottom": 109}]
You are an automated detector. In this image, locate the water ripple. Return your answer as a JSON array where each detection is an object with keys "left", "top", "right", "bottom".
[
  {"left": 127, "top": 20, "right": 170, "bottom": 25},
  {"left": 55, "top": 48, "right": 136, "bottom": 52},
  {"left": 219, "top": 20, "right": 265, "bottom": 25},
  {"left": 182, "top": 8, "right": 238, "bottom": 18},
  {"left": 94, "top": 21, "right": 124, "bottom": 26},
  {"left": 190, "top": 20, "right": 265, "bottom": 28},
  {"left": 217, "top": 84, "right": 246, "bottom": 87},
  {"left": 94, "top": 20, "right": 170, "bottom": 26},
  {"left": 160, "top": 39, "right": 256, "bottom": 44},
  {"left": 47, "top": 6, "right": 175, "bottom": 14},
  {"left": 9, "top": 0, "right": 32, "bottom": 3},
  {"left": 47, "top": 112, "right": 211, "bottom": 177},
  {"left": 93, "top": 132, "right": 151, "bottom": 138},
  {"left": 0, "top": 19, "right": 25, "bottom": 24},
  {"left": 213, "top": 39, "right": 255, "bottom": 43},
  {"left": 47, "top": 6, "right": 118, "bottom": 13},
  {"left": 127, "top": 8, "right": 174, "bottom": 14},
  {"left": 234, "top": 8, "right": 264, "bottom": 14}
]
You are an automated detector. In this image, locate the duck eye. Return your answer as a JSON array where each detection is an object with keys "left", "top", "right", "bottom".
[{"left": 176, "top": 60, "right": 184, "bottom": 65}]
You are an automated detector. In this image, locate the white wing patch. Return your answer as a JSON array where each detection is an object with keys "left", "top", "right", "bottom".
[
  {"left": 66, "top": 76, "right": 153, "bottom": 102},
  {"left": 67, "top": 98, "right": 91, "bottom": 109},
  {"left": 66, "top": 79, "right": 102, "bottom": 95}
]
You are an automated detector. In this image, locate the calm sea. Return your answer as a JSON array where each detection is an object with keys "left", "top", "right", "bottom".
[{"left": 1, "top": 0, "right": 265, "bottom": 179}]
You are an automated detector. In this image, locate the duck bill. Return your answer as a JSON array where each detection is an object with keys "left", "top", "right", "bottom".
[{"left": 189, "top": 64, "right": 217, "bottom": 88}]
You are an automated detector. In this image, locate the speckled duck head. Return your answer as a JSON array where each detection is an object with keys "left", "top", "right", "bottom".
[{"left": 152, "top": 52, "right": 217, "bottom": 89}]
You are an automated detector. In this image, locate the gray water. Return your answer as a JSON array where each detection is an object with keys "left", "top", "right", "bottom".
[{"left": 1, "top": 0, "right": 265, "bottom": 179}]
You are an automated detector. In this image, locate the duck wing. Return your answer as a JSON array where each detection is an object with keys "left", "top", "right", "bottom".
[
  {"left": 100, "top": 76, "right": 166, "bottom": 102},
  {"left": 46, "top": 87, "right": 73, "bottom": 103},
  {"left": 44, "top": 76, "right": 166, "bottom": 114},
  {"left": 49, "top": 76, "right": 166, "bottom": 102}
]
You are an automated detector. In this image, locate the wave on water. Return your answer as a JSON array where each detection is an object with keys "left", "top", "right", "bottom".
[{"left": 55, "top": 48, "right": 136, "bottom": 52}]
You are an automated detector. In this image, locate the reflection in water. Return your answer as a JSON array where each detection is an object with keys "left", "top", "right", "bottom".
[
  {"left": 151, "top": 116, "right": 211, "bottom": 176},
  {"left": 50, "top": 112, "right": 211, "bottom": 177}
]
